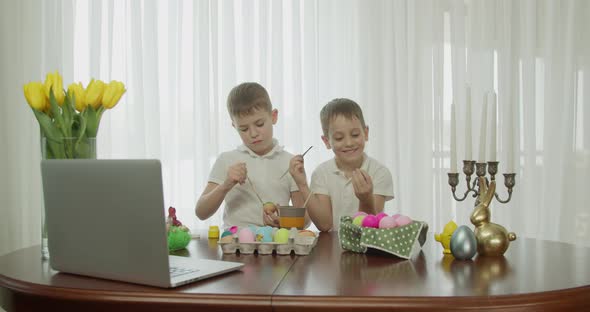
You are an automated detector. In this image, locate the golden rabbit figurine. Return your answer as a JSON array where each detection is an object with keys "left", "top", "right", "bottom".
[{"left": 470, "top": 177, "right": 516, "bottom": 256}]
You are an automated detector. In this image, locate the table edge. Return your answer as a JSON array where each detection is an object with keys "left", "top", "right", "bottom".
[
  {"left": 270, "top": 285, "right": 590, "bottom": 311},
  {"left": 0, "top": 274, "right": 271, "bottom": 307}
]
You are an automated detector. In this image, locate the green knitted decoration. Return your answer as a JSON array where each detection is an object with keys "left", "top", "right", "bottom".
[{"left": 167, "top": 226, "right": 191, "bottom": 251}]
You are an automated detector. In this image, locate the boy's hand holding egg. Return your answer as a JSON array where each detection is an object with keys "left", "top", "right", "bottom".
[
  {"left": 263, "top": 202, "right": 280, "bottom": 227},
  {"left": 351, "top": 168, "right": 373, "bottom": 202}
]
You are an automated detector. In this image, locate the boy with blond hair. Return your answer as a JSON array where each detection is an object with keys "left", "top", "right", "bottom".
[
  {"left": 289, "top": 98, "right": 394, "bottom": 231},
  {"left": 195, "top": 82, "right": 305, "bottom": 228}
]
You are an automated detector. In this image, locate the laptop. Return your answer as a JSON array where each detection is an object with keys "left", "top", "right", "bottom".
[{"left": 41, "top": 159, "right": 244, "bottom": 288}]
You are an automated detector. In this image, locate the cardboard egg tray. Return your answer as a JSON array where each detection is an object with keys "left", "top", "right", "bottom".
[{"left": 218, "top": 236, "right": 318, "bottom": 255}]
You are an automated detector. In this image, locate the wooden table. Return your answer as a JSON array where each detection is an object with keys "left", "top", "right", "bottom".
[{"left": 1, "top": 232, "right": 589, "bottom": 311}]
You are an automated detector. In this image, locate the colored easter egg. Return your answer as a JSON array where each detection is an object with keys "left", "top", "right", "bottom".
[
  {"left": 274, "top": 228, "right": 290, "bottom": 243},
  {"left": 220, "top": 230, "right": 233, "bottom": 238},
  {"left": 375, "top": 212, "right": 388, "bottom": 221},
  {"left": 248, "top": 224, "right": 258, "bottom": 234},
  {"left": 297, "top": 230, "right": 316, "bottom": 237},
  {"left": 361, "top": 215, "right": 379, "bottom": 228},
  {"left": 255, "top": 227, "right": 272, "bottom": 242},
  {"left": 228, "top": 225, "right": 238, "bottom": 234},
  {"left": 352, "top": 211, "right": 368, "bottom": 218},
  {"left": 378, "top": 216, "right": 398, "bottom": 228},
  {"left": 396, "top": 215, "right": 412, "bottom": 226},
  {"left": 263, "top": 202, "right": 278, "bottom": 214},
  {"left": 450, "top": 225, "right": 477, "bottom": 260},
  {"left": 238, "top": 228, "right": 255, "bottom": 243},
  {"left": 219, "top": 235, "right": 234, "bottom": 244},
  {"left": 352, "top": 215, "right": 366, "bottom": 226}
]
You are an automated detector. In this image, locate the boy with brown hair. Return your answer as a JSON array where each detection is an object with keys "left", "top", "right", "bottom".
[
  {"left": 195, "top": 82, "right": 304, "bottom": 228},
  {"left": 289, "top": 98, "right": 394, "bottom": 231}
]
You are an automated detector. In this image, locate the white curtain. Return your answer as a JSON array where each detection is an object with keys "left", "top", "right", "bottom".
[{"left": 1, "top": 0, "right": 588, "bottom": 256}]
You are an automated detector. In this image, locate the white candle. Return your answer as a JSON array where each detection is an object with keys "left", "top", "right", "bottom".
[
  {"left": 489, "top": 92, "right": 497, "bottom": 161},
  {"left": 451, "top": 103, "right": 457, "bottom": 173},
  {"left": 465, "top": 85, "right": 472, "bottom": 160},
  {"left": 507, "top": 99, "right": 514, "bottom": 172},
  {"left": 478, "top": 92, "right": 488, "bottom": 163}
]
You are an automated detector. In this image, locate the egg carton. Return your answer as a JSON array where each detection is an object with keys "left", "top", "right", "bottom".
[{"left": 218, "top": 236, "right": 318, "bottom": 255}]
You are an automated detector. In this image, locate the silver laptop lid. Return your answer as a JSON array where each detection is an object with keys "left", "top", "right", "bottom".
[{"left": 41, "top": 159, "right": 172, "bottom": 287}]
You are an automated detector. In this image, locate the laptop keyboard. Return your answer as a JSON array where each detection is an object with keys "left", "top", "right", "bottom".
[{"left": 169, "top": 266, "right": 200, "bottom": 278}]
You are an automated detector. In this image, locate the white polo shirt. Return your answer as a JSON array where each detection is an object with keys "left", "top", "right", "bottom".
[
  {"left": 208, "top": 139, "right": 298, "bottom": 229},
  {"left": 310, "top": 154, "right": 394, "bottom": 231}
]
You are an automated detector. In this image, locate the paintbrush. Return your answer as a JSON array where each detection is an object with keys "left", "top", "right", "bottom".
[
  {"left": 279, "top": 145, "right": 313, "bottom": 179},
  {"left": 247, "top": 176, "right": 264, "bottom": 204}
]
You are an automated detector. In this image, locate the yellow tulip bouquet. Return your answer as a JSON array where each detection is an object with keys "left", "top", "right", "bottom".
[{"left": 23, "top": 71, "right": 126, "bottom": 159}]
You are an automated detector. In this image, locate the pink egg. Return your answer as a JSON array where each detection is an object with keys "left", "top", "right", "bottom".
[
  {"left": 396, "top": 215, "right": 412, "bottom": 226},
  {"left": 378, "top": 216, "right": 398, "bottom": 228},
  {"left": 352, "top": 211, "right": 368, "bottom": 218},
  {"left": 238, "top": 228, "right": 255, "bottom": 243},
  {"left": 361, "top": 215, "right": 379, "bottom": 228},
  {"left": 391, "top": 213, "right": 401, "bottom": 220},
  {"left": 376, "top": 212, "right": 388, "bottom": 221},
  {"left": 228, "top": 225, "right": 238, "bottom": 234}
]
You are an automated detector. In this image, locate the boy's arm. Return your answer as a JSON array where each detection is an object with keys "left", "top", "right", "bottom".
[
  {"left": 289, "top": 155, "right": 333, "bottom": 231},
  {"left": 361, "top": 194, "right": 386, "bottom": 214},
  {"left": 297, "top": 184, "right": 333, "bottom": 232},
  {"left": 195, "top": 182, "right": 233, "bottom": 220},
  {"left": 195, "top": 161, "right": 247, "bottom": 220},
  {"left": 353, "top": 169, "right": 384, "bottom": 215}
]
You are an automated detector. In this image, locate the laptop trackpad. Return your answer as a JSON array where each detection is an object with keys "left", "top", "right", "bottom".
[{"left": 168, "top": 256, "right": 244, "bottom": 286}]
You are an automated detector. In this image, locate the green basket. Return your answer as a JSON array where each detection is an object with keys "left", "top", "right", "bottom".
[{"left": 339, "top": 216, "right": 428, "bottom": 259}]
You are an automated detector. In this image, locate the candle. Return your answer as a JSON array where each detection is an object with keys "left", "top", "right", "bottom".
[
  {"left": 507, "top": 98, "right": 514, "bottom": 172},
  {"left": 451, "top": 103, "right": 457, "bottom": 173},
  {"left": 478, "top": 92, "right": 488, "bottom": 163},
  {"left": 489, "top": 92, "right": 497, "bottom": 161},
  {"left": 465, "top": 85, "right": 472, "bottom": 160}
]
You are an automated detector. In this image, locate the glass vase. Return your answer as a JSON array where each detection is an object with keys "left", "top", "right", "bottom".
[{"left": 41, "top": 137, "right": 97, "bottom": 259}]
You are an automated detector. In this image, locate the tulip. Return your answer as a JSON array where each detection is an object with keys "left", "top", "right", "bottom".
[
  {"left": 23, "top": 82, "right": 49, "bottom": 112},
  {"left": 86, "top": 79, "right": 106, "bottom": 109},
  {"left": 44, "top": 71, "right": 65, "bottom": 106},
  {"left": 68, "top": 82, "right": 88, "bottom": 112},
  {"left": 102, "top": 80, "right": 126, "bottom": 109}
]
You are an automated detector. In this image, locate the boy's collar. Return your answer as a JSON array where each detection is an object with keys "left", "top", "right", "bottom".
[
  {"left": 330, "top": 153, "right": 369, "bottom": 175},
  {"left": 237, "top": 138, "right": 283, "bottom": 158}
]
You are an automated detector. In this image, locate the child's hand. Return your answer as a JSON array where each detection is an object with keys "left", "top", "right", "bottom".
[
  {"left": 223, "top": 162, "right": 247, "bottom": 189},
  {"left": 351, "top": 169, "right": 373, "bottom": 201},
  {"left": 262, "top": 209, "right": 280, "bottom": 227},
  {"left": 289, "top": 155, "right": 307, "bottom": 187}
]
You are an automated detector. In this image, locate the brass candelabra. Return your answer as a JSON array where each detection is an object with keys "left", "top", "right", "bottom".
[{"left": 448, "top": 160, "right": 517, "bottom": 256}]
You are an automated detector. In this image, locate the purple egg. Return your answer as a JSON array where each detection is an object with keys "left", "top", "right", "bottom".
[
  {"left": 352, "top": 211, "right": 368, "bottom": 218},
  {"left": 361, "top": 215, "right": 379, "bottom": 228},
  {"left": 378, "top": 216, "right": 398, "bottom": 228},
  {"left": 396, "top": 215, "right": 413, "bottom": 226},
  {"left": 376, "top": 212, "right": 388, "bottom": 221}
]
